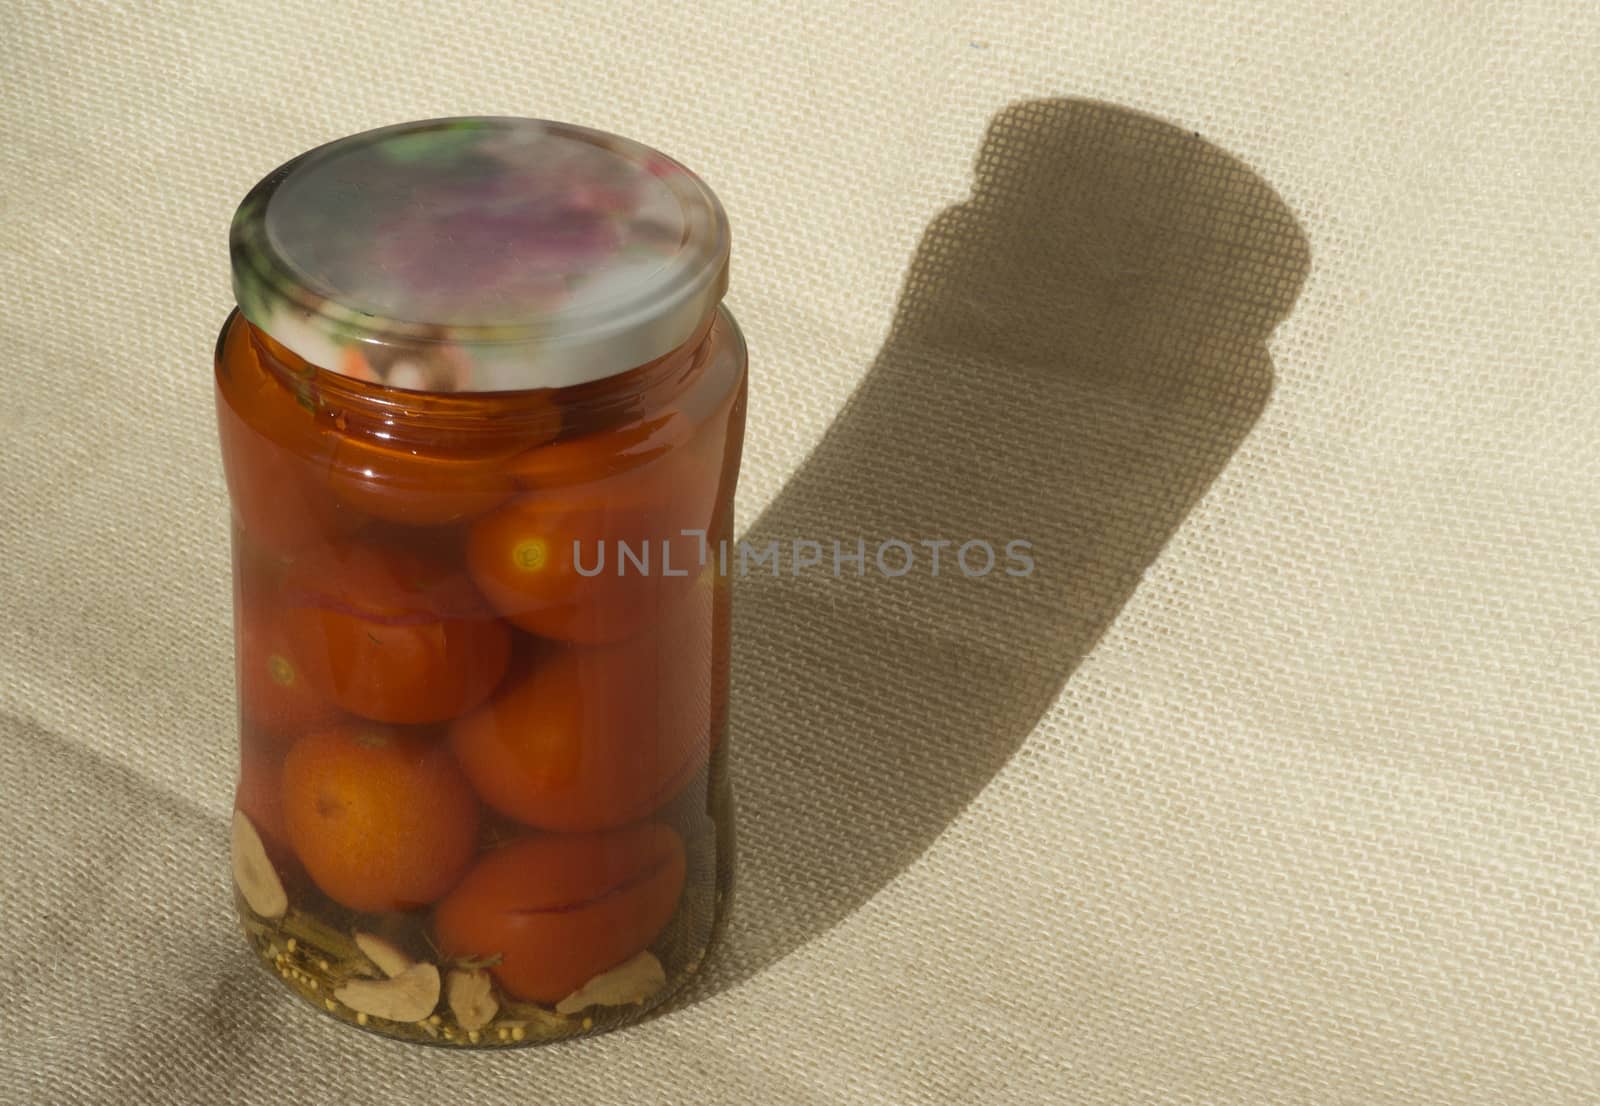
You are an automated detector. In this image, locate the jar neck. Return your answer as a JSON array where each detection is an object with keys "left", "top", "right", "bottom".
[{"left": 245, "top": 310, "right": 718, "bottom": 443}]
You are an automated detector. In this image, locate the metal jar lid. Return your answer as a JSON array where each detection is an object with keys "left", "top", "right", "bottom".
[{"left": 230, "top": 117, "right": 730, "bottom": 392}]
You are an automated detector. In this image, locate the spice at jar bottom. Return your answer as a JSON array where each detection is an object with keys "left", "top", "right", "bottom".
[{"left": 218, "top": 117, "right": 746, "bottom": 1046}]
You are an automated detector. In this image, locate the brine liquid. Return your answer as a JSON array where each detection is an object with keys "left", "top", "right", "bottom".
[{"left": 218, "top": 309, "right": 745, "bottom": 1045}]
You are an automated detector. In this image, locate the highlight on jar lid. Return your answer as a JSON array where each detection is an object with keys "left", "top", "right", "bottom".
[{"left": 229, "top": 117, "right": 730, "bottom": 392}]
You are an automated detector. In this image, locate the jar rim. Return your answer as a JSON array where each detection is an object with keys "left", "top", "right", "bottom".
[{"left": 230, "top": 117, "right": 730, "bottom": 393}]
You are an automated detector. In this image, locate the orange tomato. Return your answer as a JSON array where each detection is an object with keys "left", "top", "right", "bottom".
[
  {"left": 450, "top": 574, "right": 715, "bottom": 830},
  {"left": 432, "top": 823, "right": 685, "bottom": 1003},
  {"left": 282, "top": 724, "right": 480, "bottom": 913},
  {"left": 466, "top": 445, "right": 717, "bottom": 644},
  {"left": 283, "top": 541, "right": 511, "bottom": 725}
]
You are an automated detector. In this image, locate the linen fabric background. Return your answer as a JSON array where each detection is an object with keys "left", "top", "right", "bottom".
[{"left": 2, "top": 2, "right": 1596, "bottom": 1103}]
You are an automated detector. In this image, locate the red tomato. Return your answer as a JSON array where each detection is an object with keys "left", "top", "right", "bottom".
[
  {"left": 432, "top": 823, "right": 685, "bottom": 1003},
  {"left": 215, "top": 315, "right": 361, "bottom": 559},
  {"left": 325, "top": 441, "right": 521, "bottom": 527},
  {"left": 510, "top": 411, "right": 691, "bottom": 491},
  {"left": 450, "top": 573, "right": 716, "bottom": 831},
  {"left": 283, "top": 541, "right": 511, "bottom": 725},
  {"left": 466, "top": 443, "right": 718, "bottom": 644},
  {"left": 236, "top": 579, "right": 343, "bottom": 744},
  {"left": 321, "top": 371, "right": 558, "bottom": 526},
  {"left": 708, "top": 566, "right": 731, "bottom": 750}
]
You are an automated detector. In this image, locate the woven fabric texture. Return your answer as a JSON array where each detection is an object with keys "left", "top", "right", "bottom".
[{"left": 2, "top": 2, "right": 1596, "bottom": 1103}]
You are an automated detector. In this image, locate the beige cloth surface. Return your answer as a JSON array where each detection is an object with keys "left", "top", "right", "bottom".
[{"left": 3, "top": 2, "right": 1597, "bottom": 1103}]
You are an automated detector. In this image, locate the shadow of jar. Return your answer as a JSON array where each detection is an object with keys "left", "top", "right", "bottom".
[{"left": 682, "top": 97, "right": 1311, "bottom": 998}]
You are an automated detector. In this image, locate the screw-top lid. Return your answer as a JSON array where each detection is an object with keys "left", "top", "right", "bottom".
[{"left": 230, "top": 117, "right": 730, "bottom": 392}]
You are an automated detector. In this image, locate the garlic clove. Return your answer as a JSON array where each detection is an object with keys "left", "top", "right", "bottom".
[
  {"left": 231, "top": 811, "right": 288, "bottom": 920},
  {"left": 334, "top": 961, "right": 440, "bottom": 1023},
  {"left": 554, "top": 951, "right": 666, "bottom": 1016},
  {"left": 446, "top": 968, "right": 499, "bottom": 1032},
  {"left": 354, "top": 931, "right": 414, "bottom": 978}
]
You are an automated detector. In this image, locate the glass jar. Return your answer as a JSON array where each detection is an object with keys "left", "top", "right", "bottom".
[{"left": 217, "top": 118, "right": 745, "bottom": 1046}]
